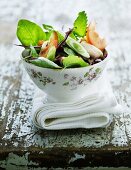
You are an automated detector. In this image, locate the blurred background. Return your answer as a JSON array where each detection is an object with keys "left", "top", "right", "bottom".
[
  {"left": 0, "top": 0, "right": 131, "bottom": 51},
  {"left": 0, "top": 0, "right": 131, "bottom": 76}
]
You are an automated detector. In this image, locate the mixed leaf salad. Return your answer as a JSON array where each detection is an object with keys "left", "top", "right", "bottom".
[{"left": 16, "top": 11, "right": 107, "bottom": 69}]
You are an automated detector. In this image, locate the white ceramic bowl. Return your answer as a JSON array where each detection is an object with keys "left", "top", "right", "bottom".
[{"left": 22, "top": 55, "right": 109, "bottom": 102}]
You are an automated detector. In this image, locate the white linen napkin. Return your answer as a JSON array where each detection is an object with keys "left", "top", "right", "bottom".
[{"left": 32, "top": 76, "right": 124, "bottom": 130}]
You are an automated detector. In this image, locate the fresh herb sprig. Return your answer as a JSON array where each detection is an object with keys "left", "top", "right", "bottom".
[{"left": 73, "top": 11, "right": 88, "bottom": 37}]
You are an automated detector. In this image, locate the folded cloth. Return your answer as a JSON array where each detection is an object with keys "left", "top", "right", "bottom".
[{"left": 32, "top": 76, "right": 124, "bottom": 130}]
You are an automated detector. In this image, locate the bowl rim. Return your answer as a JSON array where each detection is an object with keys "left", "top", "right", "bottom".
[{"left": 21, "top": 50, "right": 109, "bottom": 71}]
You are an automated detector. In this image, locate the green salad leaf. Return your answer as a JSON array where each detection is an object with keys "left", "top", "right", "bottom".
[
  {"left": 73, "top": 11, "right": 87, "bottom": 37},
  {"left": 17, "top": 11, "right": 94, "bottom": 70},
  {"left": 30, "top": 57, "right": 61, "bottom": 69},
  {"left": 43, "top": 24, "right": 54, "bottom": 40},
  {"left": 57, "top": 31, "right": 65, "bottom": 43},
  {"left": 43, "top": 24, "right": 53, "bottom": 31},
  {"left": 17, "top": 19, "right": 46, "bottom": 46},
  {"left": 62, "top": 55, "right": 89, "bottom": 68},
  {"left": 30, "top": 46, "right": 39, "bottom": 58},
  {"left": 64, "top": 47, "right": 76, "bottom": 55},
  {"left": 69, "top": 32, "right": 77, "bottom": 40},
  {"left": 57, "top": 31, "right": 77, "bottom": 44}
]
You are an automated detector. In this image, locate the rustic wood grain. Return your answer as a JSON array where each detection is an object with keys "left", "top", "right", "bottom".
[{"left": 0, "top": 0, "right": 131, "bottom": 168}]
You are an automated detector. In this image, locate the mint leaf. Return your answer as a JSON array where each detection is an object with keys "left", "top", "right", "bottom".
[
  {"left": 73, "top": 11, "right": 87, "bottom": 37},
  {"left": 17, "top": 19, "right": 46, "bottom": 46},
  {"left": 62, "top": 55, "right": 89, "bottom": 68},
  {"left": 69, "top": 32, "right": 77, "bottom": 40}
]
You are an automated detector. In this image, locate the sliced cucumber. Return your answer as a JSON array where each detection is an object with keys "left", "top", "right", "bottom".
[
  {"left": 66, "top": 37, "right": 90, "bottom": 58},
  {"left": 64, "top": 47, "right": 76, "bottom": 55}
]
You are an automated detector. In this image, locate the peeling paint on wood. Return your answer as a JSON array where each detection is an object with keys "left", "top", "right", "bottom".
[
  {"left": 0, "top": 41, "right": 131, "bottom": 168},
  {"left": 0, "top": 45, "right": 131, "bottom": 149},
  {"left": 1, "top": 0, "right": 131, "bottom": 168}
]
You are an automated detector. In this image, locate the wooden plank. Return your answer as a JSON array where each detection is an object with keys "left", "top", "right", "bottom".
[
  {"left": 0, "top": 42, "right": 131, "bottom": 168},
  {"left": 0, "top": 0, "right": 131, "bottom": 168}
]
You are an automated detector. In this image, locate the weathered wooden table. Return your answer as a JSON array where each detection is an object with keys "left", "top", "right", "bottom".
[{"left": 0, "top": 0, "right": 131, "bottom": 169}]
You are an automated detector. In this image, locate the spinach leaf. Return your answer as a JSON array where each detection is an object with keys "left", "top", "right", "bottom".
[
  {"left": 17, "top": 19, "right": 46, "bottom": 46},
  {"left": 30, "top": 57, "right": 61, "bottom": 69},
  {"left": 62, "top": 55, "right": 89, "bottom": 68}
]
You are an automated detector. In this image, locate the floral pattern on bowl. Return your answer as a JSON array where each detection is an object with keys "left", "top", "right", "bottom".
[
  {"left": 27, "top": 68, "right": 56, "bottom": 86},
  {"left": 63, "top": 68, "right": 101, "bottom": 90},
  {"left": 22, "top": 56, "right": 109, "bottom": 102}
]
